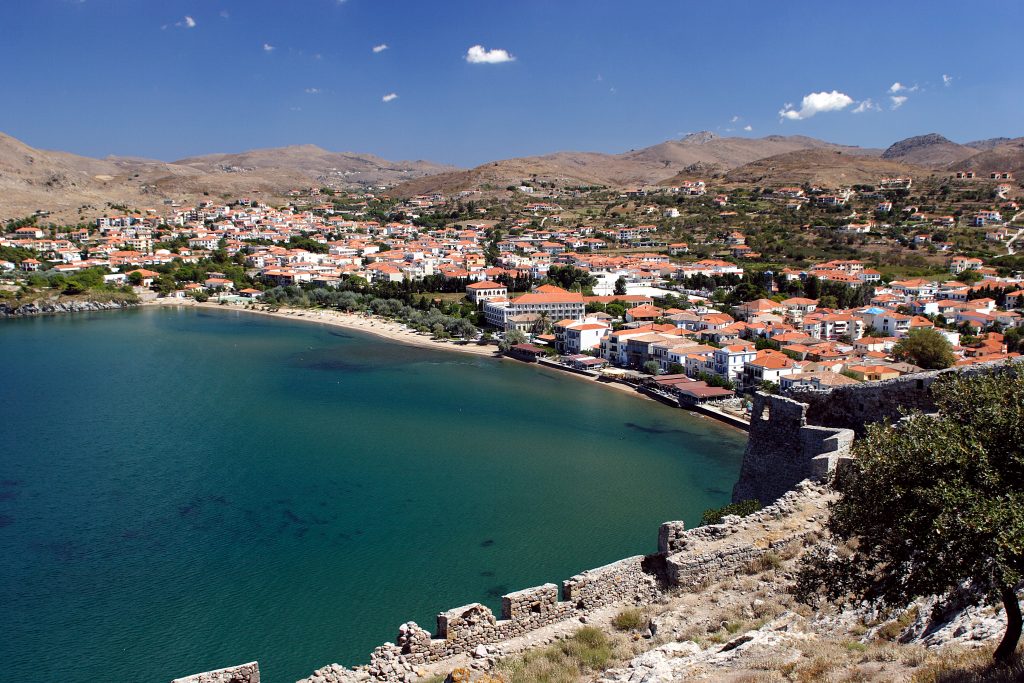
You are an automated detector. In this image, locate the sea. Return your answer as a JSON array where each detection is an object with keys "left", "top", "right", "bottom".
[{"left": 0, "top": 306, "right": 747, "bottom": 682}]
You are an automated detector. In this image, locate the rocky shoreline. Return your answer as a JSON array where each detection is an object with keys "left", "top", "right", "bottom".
[{"left": 0, "top": 298, "right": 138, "bottom": 318}]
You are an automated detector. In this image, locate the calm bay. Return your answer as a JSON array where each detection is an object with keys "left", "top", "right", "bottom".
[{"left": 0, "top": 306, "right": 746, "bottom": 682}]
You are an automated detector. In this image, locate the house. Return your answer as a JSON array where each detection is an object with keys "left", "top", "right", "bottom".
[
  {"left": 127, "top": 268, "right": 160, "bottom": 287},
  {"left": 204, "top": 277, "right": 235, "bottom": 291},
  {"left": 743, "top": 349, "right": 800, "bottom": 388},
  {"left": 466, "top": 281, "right": 508, "bottom": 305},
  {"left": 844, "top": 364, "right": 902, "bottom": 382},
  {"left": 710, "top": 342, "right": 757, "bottom": 382},
  {"left": 553, "top": 319, "right": 610, "bottom": 354},
  {"left": 625, "top": 304, "right": 664, "bottom": 323}
]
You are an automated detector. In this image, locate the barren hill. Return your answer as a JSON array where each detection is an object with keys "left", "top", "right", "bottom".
[
  {"left": 392, "top": 133, "right": 872, "bottom": 197},
  {"left": 947, "top": 138, "right": 1024, "bottom": 176},
  {"left": 880, "top": 133, "right": 976, "bottom": 168},
  {"left": 0, "top": 133, "right": 456, "bottom": 222},
  {"left": 721, "top": 148, "right": 929, "bottom": 187},
  {"left": 174, "top": 144, "right": 456, "bottom": 188}
]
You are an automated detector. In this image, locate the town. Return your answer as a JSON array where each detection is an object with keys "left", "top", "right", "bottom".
[{"left": 4, "top": 166, "right": 1022, "bottom": 424}]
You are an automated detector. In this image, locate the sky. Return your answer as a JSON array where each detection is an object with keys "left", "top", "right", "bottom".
[{"left": 1, "top": 0, "right": 1022, "bottom": 167}]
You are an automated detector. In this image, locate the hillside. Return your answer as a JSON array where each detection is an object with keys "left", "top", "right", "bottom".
[
  {"left": 948, "top": 137, "right": 1024, "bottom": 175},
  {"left": 174, "top": 144, "right": 456, "bottom": 188},
  {"left": 0, "top": 133, "right": 456, "bottom": 222},
  {"left": 392, "top": 133, "right": 872, "bottom": 197},
  {"left": 719, "top": 148, "right": 929, "bottom": 187},
  {"left": 880, "top": 133, "right": 977, "bottom": 168}
]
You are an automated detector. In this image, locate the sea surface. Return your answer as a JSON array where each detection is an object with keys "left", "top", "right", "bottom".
[{"left": 0, "top": 306, "right": 747, "bottom": 683}]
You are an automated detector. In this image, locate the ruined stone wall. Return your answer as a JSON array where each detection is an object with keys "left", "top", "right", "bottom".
[
  {"left": 731, "top": 361, "right": 1020, "bottom": 506},
  {"left": 665, "top": 483, "right": 822, "bottom": 588},
  {"left": 792, "top": 360, "right": 1020, "bottom": 435},
  {"left": 291, "top": 483, "right": 829, "bottom": 683},
  {"left": 731, "top": 393, "right": 853, "bottom": 505},
  {"left": 171, "top": 662, "right": 260, "bottom": 683}
]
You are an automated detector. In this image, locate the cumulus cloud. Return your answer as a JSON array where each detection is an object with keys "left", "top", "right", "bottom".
[
  {"left": 943, "top": 73, "right": 954, "bottom": 86},
  {"left": 382, "top": 92, "right": 398, "bottom": 103},
  {"left": 730, "top": 115, "right": 740, "bottom": 123},
  {"left": 889, "top": 82, "right": 906, "bottom": 93},
  {"left": 743, "top": 125, "right": 753, "bottom": 132},
  {"left": 372, "top": 43, "right": 388, "bottom": 53},
  {"left": 852, "top": 98, "right": 881, "bottom": 114},
  {"left": 890, "top": 95, "right": 908, "bottom": 109},
  {"left": 779, "top": 90, "right": 854, "bottom": 120},
  {"left": 262, "top": 43, "right": 275, "bottom": 52},
  {"left": 305, "top": 87, "right": 322, "bottom": 95},
  {"left": 465, "top": 44, "right": 515, "bottom": 64}
]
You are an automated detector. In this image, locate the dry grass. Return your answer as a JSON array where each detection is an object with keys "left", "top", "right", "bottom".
[
  {"left": 910, "top": 646, "right": 1024, "bottom": 683},
  {"left": 493, "top": 626, "right": 627, "bottom": 683},
  {"left": 610, "top": 607, "right": 647, "bottom": 632}
]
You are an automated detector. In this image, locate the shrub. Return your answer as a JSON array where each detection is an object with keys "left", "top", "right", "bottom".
[
  {"left": 611, "top": 608, "right": 646, "bottom": 632},
  {"left": 701, "top": 499, "right": 762, "bottom": 526}
]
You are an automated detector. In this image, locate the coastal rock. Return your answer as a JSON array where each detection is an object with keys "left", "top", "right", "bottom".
[{"left": 0, "top": 299, "right": 138, "bottom": 318}]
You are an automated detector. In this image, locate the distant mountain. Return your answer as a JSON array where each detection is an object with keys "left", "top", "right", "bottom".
[
  {"left": 174, "top": 145, "right": 456, "bottom": 187},
  {"left": 0, "top": 133, "right": 456, "bottom": 221},
  {"left": 949, "top": 138, "right": 1024, "bottom": 175},
  {"left": 720, "top": 148, "right": 926, "bottom": 187},
  {"left": 392, "top": 133, "right": 874, "bottom": 197},
  {"left": 880, "top": 134, "right": 976, "bottom": 168},
  {"left": 964, "top": 137, "right": 1017, "bottom": 151}
]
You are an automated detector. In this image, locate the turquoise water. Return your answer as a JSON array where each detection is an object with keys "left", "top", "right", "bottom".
[{"left": 0, "top": 307, "right": 747, "bottom": 683}]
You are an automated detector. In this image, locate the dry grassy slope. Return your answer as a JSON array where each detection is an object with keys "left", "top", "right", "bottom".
[
  {"left": 720, "top": 148, "right": 933, "bottom": 187},
  {"left": 948, "top": 139, "right": 1024, "bottom": 175},
  {"left": 392, "top": 133, "right": 876, "bottom": 197},
  {"left": 174, "top": 144, "right": 457, "bottom": 185},
  {"left": 0, "top": 133, "right": 457, "bottom": 222}
]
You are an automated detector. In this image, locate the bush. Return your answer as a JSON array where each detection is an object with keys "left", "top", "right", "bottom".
[
  {"left": 701, "top": 499, "right": 762, "bottom": 525},
  {"left": 611, "top": 608, "right": 646, "bottom": 632}
]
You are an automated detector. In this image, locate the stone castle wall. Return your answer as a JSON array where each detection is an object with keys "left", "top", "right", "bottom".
[
  {"left": 731, "top": 361, "right": 1022, "bottom": 506},
  {"left": 294, "top": 482, "right": 827, "bottom": 683},
  {"left": 731, "top": 392, "right": 854, "bottom": 506}
]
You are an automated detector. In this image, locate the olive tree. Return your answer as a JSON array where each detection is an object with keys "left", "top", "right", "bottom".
[{"left": 795, "top": 363, "right": 1024, "bottom": 662}]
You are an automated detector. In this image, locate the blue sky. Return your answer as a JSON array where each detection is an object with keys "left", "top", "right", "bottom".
[{"left": 1, "top": 0, "right": 1021, "bottom": 166}]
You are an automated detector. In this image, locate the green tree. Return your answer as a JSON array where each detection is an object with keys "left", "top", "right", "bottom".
[
  {"left": 498, "top": 328, "right": 527, "bottom": 352},
  {"left": 795, "top": 364, "right": 1024, "bottom": 663},
  {"left": 892, "top": 328, "right": 956, "bottom": 369},
  {"left": 643, "top": 360, "right": 660, "bottom": 375},
  {"left": 613, "top": 276, "right": 627, "bottom": 296}
]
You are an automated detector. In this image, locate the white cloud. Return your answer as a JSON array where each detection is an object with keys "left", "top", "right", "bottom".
[
  {"left": 943, "top": 73, "right": 954, "bottom": 86},
  {"left": 890, "top": 95, "right": 908, "bottom": 109},
  {"left": 465, "top": 44, "right": 515, "bottom": 64},
  {"left": 779, "top": 90, "right": 854, "bottom": 120},
  {"left": 889, "top": 82, "right": 905, "bottom": 93},
  {"left": 305, "top": 87, "right": 322, "bottom": 95},
  {"left": 219, "top": 10, "right": 230, "bottom": 19},
  {"left": 852, "top": 98, "right": 881, "bottom": 114},
  {"left": 382, "top": 92, "right": 398, "bottom": 103},
  {"left": 372, "top": 43, "right": 388, "bottom": 53},
  {"left": 171, "top": 15, "right": 196, "bottom": 29},
  {"left": 730, "top": 115, "right": 740, "bottom": 123},
  {"left": 185, "top": 15, "right": 196, "bottom": 28},
  {"left": 743, "top": 125, "right": 753, "bottom": 132},
  {"left": 263, "top": 43, "right": 275, "bottom": 52}
]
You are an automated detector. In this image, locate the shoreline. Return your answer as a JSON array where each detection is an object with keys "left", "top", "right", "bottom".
[{"left": 143, "top": 299, "right": 692, "bottom": 410}]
